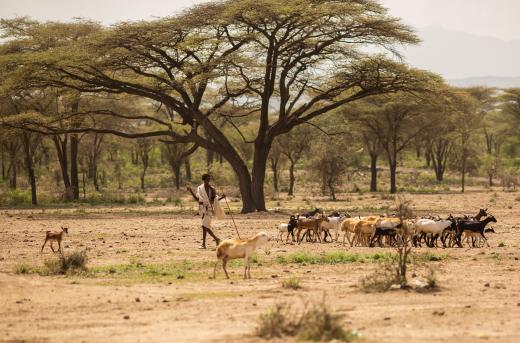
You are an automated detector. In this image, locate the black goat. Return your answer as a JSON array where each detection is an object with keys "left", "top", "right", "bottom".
[
  {"left": 301, "top": 208, "right": 322, "bottom": 218},
  {"left": 278, "top": 215, "right": 298, "bottom": 242},
  {"left": 369, "top": 227, "right": 398, "bottom": 247},
  {"left": 457, "top": 216, "right": 497, "bottom": 247}
]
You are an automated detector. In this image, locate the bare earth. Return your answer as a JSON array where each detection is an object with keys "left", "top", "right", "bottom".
[{"left": 1, "top": 191, "right": 520, "bottom": 342}]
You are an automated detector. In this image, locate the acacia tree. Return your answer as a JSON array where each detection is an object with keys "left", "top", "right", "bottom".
[
  {"left": 161, "top": 142, "right": 198, "bottom": 190},
  {"left": 350, "top": 91, "right": 443, "bottom": 193},
  {"left": 0, "top": 1, "right": 432, "bottom": 212},
  {"left": 277, "top": 125, "right": 313, "bottom": 196}
]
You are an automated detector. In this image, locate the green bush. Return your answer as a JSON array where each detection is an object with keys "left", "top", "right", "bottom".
[{"left": 0, "top": 189, "right": 32, "bottom": 206}]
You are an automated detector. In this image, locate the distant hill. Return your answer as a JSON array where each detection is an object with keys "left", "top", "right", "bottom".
[
  {"left": 448, "top": 76, "right": 520, "bottom": 89},
  {"left": 402, "top": 26, "right": 520, "bottom": 81}
]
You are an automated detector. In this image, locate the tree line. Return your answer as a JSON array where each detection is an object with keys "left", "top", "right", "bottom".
[{"left": 1, "top": 0, "right": 520, "bottom": 211}]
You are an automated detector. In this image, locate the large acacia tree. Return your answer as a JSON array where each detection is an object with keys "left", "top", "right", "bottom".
[{"left": 1, "top": 0, "right": 432, "bottom": 212}]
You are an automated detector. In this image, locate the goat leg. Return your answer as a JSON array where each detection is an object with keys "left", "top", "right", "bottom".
[
  {"left": 41, "top": 238, "right": 48, "bottom": 252},
  {"left": 213, "top": 260, "right": 220, "bottom": 279},
  {"left": 222, "top": 259, "right": 229, "bottom": 279}
]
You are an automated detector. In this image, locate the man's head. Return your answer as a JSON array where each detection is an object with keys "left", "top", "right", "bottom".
[{"left": 202, "top": 174, "right": 212, "bottom": 185}]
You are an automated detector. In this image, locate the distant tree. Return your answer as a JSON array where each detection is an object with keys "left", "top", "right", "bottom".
[
  {"left": 136, "top": 138, "right": 153, "bottom": 192},
  {"left": 161, "top": 142, "right": 198, "bottom": 190},
  {"left": 278, "top": 125, "right": 312, "bottom": 196}
]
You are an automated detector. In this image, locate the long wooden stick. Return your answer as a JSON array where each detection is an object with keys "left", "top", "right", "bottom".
[{"left": 224, "top": 197, "right": 241, "bottom": 239}]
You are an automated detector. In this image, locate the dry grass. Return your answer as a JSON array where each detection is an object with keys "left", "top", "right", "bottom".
[{"left": 256, "top": 298, "right": 353, "bottom": 341}]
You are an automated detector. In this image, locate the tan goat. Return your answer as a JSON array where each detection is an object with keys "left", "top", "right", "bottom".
[
  {"left": 352, "top": 218, "right": 379, "bottom": 246},
  {"left": 340, "top": 217, "right": 361, "bottom": 246},
  {"left": 213, "top": 232, "right": 269, "bottom": 279},
  {"left": 41, "top": 227, "right": 68, "bottom": 253}
]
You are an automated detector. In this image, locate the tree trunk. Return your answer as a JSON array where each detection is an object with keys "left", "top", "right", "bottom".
[
  {"left": 173, "top": 165, "right": 181, "bottom": 190},
  {"left": 329, "top": 181, "right": 337, "bottom": 201},
  {"left": 435, "top": 166, "right": 444, "bottom": 182},
  {"left": 489, "top": 173, "right": 493, "bottom": 188},
  {"left": 82, "top": 170, "right": 87, "bottom": 200},
  {"left": 270, "top": 157, "right": 279, "bottom": 192},
  {"left": 184, "top": 158, "right": 192, "bottom": 181},
  {"left": 390, "top": 162, "right": 397, "bottom": 193},
  {"left": 70, "top": 134, "right": 79, "bottom": 200},
  {"left": 8, "top": 155, "right": 17, "bottom": 190},
  {"left": 1, "top": 149, "right": 5, "bottom": 180},
  {"left": 53, "top": 136, "right": 73, "bottom": 201},
  {"left": 461, "top": 157, "right": 466, "bottom": 193},
  {"left": 370, "top": 154, "right": 378, "bottom": 192},
  {"left": 22, "top": 133, "right": 37, "bottom": 205},
  {"left": 425, "top": 149, "right": 432, "bottom": 168},
  {"left": 251, "top": 141, "right": 270, "bottom": 211},
  {"left": 288, "top": 160, "right": 296, "bottom": 196},
  {"left": 140, "top": 169, "right": 146, "bottom": 192},
  {"left": 206, "top": 148, "right": 214, "bottom": 168}
]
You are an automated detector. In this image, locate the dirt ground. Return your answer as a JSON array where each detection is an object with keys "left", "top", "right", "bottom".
[{"left": 1, "top": 191, "right": 520, "bottom": 342}]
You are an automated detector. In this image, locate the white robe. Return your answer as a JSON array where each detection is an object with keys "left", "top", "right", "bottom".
[{"left": 196, "top": 184, "right": 224, "bottom": 228}]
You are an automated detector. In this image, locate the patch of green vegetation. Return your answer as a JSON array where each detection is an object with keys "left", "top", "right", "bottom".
[
  {"left": 275, "top": 251, "right": 397, "bottom": 265},
  {"left": 413, "top": 252, "right": 449, "bottom": 262},
  {"left": 14, "top": 263, "right": 37, "bottom": 274},
  {"left": 281, "top": 277, "right": 301, "bottom": 290},
  {"left": 89, "top": 260, "right": 201, "bottom": 283}
]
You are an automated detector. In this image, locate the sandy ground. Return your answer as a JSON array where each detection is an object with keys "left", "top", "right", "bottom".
[{"left": 1, "top": 191, "right": 520, "bottom": 342}]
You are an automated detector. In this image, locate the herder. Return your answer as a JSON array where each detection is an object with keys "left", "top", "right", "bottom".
[{"left": 187, "top": 174, "right": 225, "bottom": 249}]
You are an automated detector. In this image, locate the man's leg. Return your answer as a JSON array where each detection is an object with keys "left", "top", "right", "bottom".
[
  {"left": 203, "top": 226, "right": 220, "bottom": 245},
  {"left": 200, "top": 226, "right": 207, "bottom": 249}
]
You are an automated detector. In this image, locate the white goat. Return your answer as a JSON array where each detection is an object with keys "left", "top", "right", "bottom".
[
  {"left": 213, "top": 232, "right": 269, "bottom": 279},
  {"left": 320, "top": 215, "right": 348, "bottom": 242},
  {"left": 415, "top": 219, "right": 452, "bottom": 247}
]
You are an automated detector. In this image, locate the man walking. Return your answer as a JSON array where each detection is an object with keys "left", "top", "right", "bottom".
[{"left": 187, "top": 174, "right": 225, "bottom": 249}]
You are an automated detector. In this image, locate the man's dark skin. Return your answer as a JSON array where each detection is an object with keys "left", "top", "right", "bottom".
[{"left": 187, "top": 174, "right": 225, "bottom": 249}]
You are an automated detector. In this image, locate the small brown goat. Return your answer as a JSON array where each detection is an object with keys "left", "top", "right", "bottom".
[
  {"left": 41, "top": 227, "right": 68, "bottom": 253},
  {"left": 296, "top": 214, "right": 329, "bottom": 243}
]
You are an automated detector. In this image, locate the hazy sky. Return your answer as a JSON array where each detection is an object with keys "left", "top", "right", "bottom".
[
  {"left": 2, "top": 0, "right": 520, "bottom": 79},
  {"left": 2, "top": 0, "right": 519, "bottom": 40}
]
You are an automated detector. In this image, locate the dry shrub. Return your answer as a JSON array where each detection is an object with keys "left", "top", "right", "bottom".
[
  {"left": 44, "top": 251, "right": 88, "bottom": 275},
  {"left": 360, "top": 262, "right": 402, "bottom": 293},
  {"left": 256, "top": 298, "right": 352, "bottom": 341}
]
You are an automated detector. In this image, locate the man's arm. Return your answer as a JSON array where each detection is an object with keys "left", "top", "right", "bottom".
[{"left": 187, "top": 186, "right": 200, "bottom": 202}]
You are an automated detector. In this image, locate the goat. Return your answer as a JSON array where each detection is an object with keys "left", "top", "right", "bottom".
[
  {"left": 213, "top": 232, "right": 269, "bottom": 279},
  {"left": 369, "top": 218, "right": 402, "bottom": 247},
  {"left": 415, "top": 219, "right": 452, "bottom": 247},
  {"left": 277, "top": 215, "right": 298, "bottom": 242},
  {"left": 296, "top": 214, "right": 329, "bottom": 243},
  {"left": 320, "top": 214, "right": 349, "bottom": 242},
  {"left": 339, "top": 217, "right": 361, "bottom": 246},
  {"left": 369, "top": 227, "right": 398, "bottom": 247},
  {"left": 352, "top": 218, "right": 379, "bottom": 246},
  {"left": 41, "top": 227, "right": 68, "bottom": 253},
  {"left": 457, "top": 216, "right": 497, "bottom": 248},
  {"left": 300, "top": 208, "right": 322, "bottom": 218}
]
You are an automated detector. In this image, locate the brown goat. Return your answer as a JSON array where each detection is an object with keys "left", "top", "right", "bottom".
[
  {"left": 41, "top": 227, "right": 68, "bottom": 253},
  {"left": 296, "top": 215, "right": 329, "bottom": 243}
]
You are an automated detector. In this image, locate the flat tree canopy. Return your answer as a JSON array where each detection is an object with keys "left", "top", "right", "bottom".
[{"left": 0, "top": 0, "right": 439, "bottom": 212}]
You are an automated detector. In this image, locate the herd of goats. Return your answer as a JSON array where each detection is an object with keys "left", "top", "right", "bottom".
[{"left": 277, "top": 208, "right": 497, "bottom": 249}]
